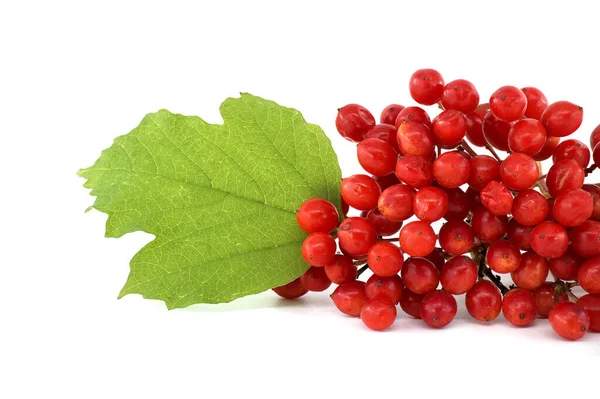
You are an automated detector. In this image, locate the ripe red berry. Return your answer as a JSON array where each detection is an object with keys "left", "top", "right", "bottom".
[
  {"left": 441, "top": 79, "right": 479, "bottom": 113},
  {"left": 578, "top": 256, "right": 600, "bottom": 294},
  {"left": 521, "top": 87, "right": 548, "bottom": 120},
  {"left": 546, "top": 159, "right": 585, "bottom": 198},
  {"left": 413, "top": 186, "right": 449, "bottom": 222},
  {"left": 440, "top": 255, "right": 478, "bottom": 294},
  {"left": 330, "top": 281, "right": 368, "bottom": 317},
  {"left": 549, "top": 302, "right": 590, "bottom": 340},
  {"left": 569, "top": 220, "right": 600, "bottom": 258},
  {"left": 401, "top": 257, "right": 439, "bottom": 295},
  {"left": 374, "top": 173, "right": 401, "bottom": 191},
  {"left": 480, "top": 181, "right": 513, "bottom": 215},
  {"left": 486, "top": 240, "right": 521, "bottom": 274},
  {"left": 553, "top": 189, "right": 593, "bottom": 227},
  {"left": 511, "top": 251, "right": 549, "bottom": 291},
  {"left": 468, "top": 155, "right": 500, "bottom": 191},
  {"left": 409, "top": 68, "right": 445, "bottom": 105},
  {"left": 499, "top": 153, "right": 539, "bottom": 191},
  {"left": 443, "top": 187, "right": 470, "bottom": 222},
  {"left": 582, "top": 184, "right": 600, "bottom": 221},
  {"left": 508, "top": 119, "right": 546, "bottom": 155},
  {"left": 502, "top": 288, "right": 537, "bottom": 327},
  {"left": 361, "top": 208, "right": 402, "bottom": 236},
  {"left": 533, "top": 282, "right": 568, "bottom": 318},
  {"left": 341, "top": 174, "right": 381, "bottom": 211},
  {"left": 367, "top": 242, "right": 404, "bottom": 277},
  {"left": 577, "top": 294, "right": 600, "bottom": 332},
  {"left": 548, "top": 248, "right": 581, "bottom": 281},
  {"left": 399, "top": 288, "right": 424, "bottom": 318},
  {"left": 395, "top": 155, "right": 434, "bottom": 188},
  {"left": 530, "top": 221, "right": 569, "bottom": 259},
  {"left": 380, "top": 104, "right": 405, "bottom": 125},
  {"left": 336, "top": 104, "right": 375, "bottom": 142},
  {"left": 507, "top": 219, "right": 533, "bottom": 250},
  {"left": 325, "top": 255, "right": 358, "bottom": 284},
  {"left": 357, "top": 138, "right": 397, "bottom": 177},
  {"left": 438, "top": 220, "right": 474, "bottom": 256},
  {"left": 397, "top": 122, "right": 435, "bottom": 158},
  {"left": 299, "top": 266, "right": 332, "bottom": 292},
  {"left": 511, "top": 189, "right": 549, "bottom": 226},
  {"left": 360, "top": 298, "right": 397, "bottom": 331},
  {"left": 465, "top": 107, "right": 488, "bottom": 146},
  {"left": 365, "top": 274, "right": 404, "bottom": 303},
  {"left": 471, "top": 206, "right": 508, "bottom": 243},
  {"left": 365, "top": 123, "right": 399, "bottom": 152},
  {"left": 302, "top": 232, "right": 336, "bottom": 266},
  {"left": 420, "top": 290, "right": 457, "bottom": 328},
  {"left": 432, "top": 151, "right": 470, "bottom": 188},
  {"left": 424, "top": 248, "right": 447, "bottom": 271},
  {"left": 490, "top": 85, "right": 528, "bottom": 122},
  {"left": 432, "top": 109, "right": 468, "bottom": 148},
  {"left": 272, "top": 277, "right": 308, "bottom": 299},
  {"left": 532, "top": 136, "right": 560, "bottom": 161},
  {"left": 296, "top": 198, "right": 339, "bottom": 234},
  {"left": 378, "top": 184, "right": 415, "bottom": 222},
  {"left": 394, "top": 106, "right": 432, "bottom": 129},
  {"left": 482, "top": 111, "right": 512, "bottom": 151},
  {"left": 540, "top": 101, "right": 583, "bottom": 137},
  {"left": 399, "top": 221, "right": 436, "bottom": 257},
  {"left": 593, "top": 143, "right": 600, "bottom": 167},
  {"left": 591, "top": 124, "right": 600, "bottom": 149},
  {"left": 552, "top": 139, "right": 590, "bottom": 168},
  {"left": 465, "top": 280, "right": 502, "bottom": 322},
  {"left": 337, "top": 217, "right": 377, "bottom": 258}
]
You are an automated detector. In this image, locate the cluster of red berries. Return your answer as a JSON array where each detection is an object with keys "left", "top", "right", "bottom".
[{"left": 273, "top": 68, "right": 600, "bottom": 341}]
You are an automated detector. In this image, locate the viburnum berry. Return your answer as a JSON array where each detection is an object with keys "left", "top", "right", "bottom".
[
  {"left": 540, "top": 101, "right": 583, "bottom": 137},
  {"left": 361, "top": 208, "right": 402, "bottom": 236},
  {"left": 441, "top": 79, "right": 479, "bottom": 113},
  {"left": 549, "top": 302, "right": 590, "bottom": 340},
  {"left": 510, "top": 251, "right": 549, "bottom": 291},
  {"left": 578, "top": 256, "right": 600, "bottom": 294},
  {"left": 582, "top": 184, "right": 600, "bottom": 221},
  {"left": 548, "top": 248, "right": 581, "bottom": 281},
  {"left": 324, "top": 255, "right": 357, "bottom": 284},
  {"left": 395, "top": 155, "right": 434, "bottom": 188},
  {"left": 409, "top": 68, "right": 445, "bottom": 105},
  {"left": 438, "top": 220, "right": 474, "bottom": 256},
  {"left": 341, "top": 174, "right": 381, "bottom": 211},
  {"left": 357, "top": 138, "right": 398, "bottom": 177},
  {"left": 471, "top": 206, "right": 508, "bottom": 243},
  {"left": 378, "top": 184, "right": 415, "bottom": 222},
  {"left": 394, "top": 106, "right": 432, "bottom": 129},
  {"left": 367, "top": 242, "right": 404, "bottom": 277},
  {"left": 508, "top": 119, "right": 547, "bottom": 155},
  {"left": 397, "top": 122, "right": 435, "bottom": 158},
  {"left": 432, "top": 109, "right": 468, "bottom": 148},
  {"left": 336, "top": 104, "right": 376, "bottom": 142},
  {"left": 545, "top": 159, "right": 585, "bottom": 198},
  {"left": 569, "top": 220, "right": 600, "bottom": 258},
  {"left": 424, "top": 248, "right": 446, "bottom": 271},
  {"left": 365, "top": 274, "right": 404, "bottom": 303},
  {"left": 365, "top": 123, "right": 399, "bottom": 152},
  {"left": 552, "top": 139, "right": 590, "bottom": 168},
  {"left": 468, "top": 155, "right": 500, "bottom": 191},
  {"left": 374, "top": 173, "right": 401, "bottom": 191},
  {"left": 532, "top": 136, "right": 560, "bottom": 161},
  {"left": 360, "top": 298, "right": 397, "bottom": 331},
  {"left": 432, "top": 151, "right": 470, "bottom": 188},
  {"left": 482, "top": 111, "right": 512, "bottom": 151},
  {"left": 296, "top": 198, "right": 339, "bottom": 234},
  {"left": 530, "top": 221, "right": 569, "bottom": 259},
  {"left": 420, "top": 290, "right": 457, "bottom": 328},
  {"left": 272, "top": 278, "right": 308, "bottom": 299},
  {"left": 465, "top": 280, "right": 502, "bottom": 322},
  {"left": 486, "top": 240, "right": 521, "bottom": 274},
  {"left": 399, "top": 288, "right": 424, "bottom": 318},
  {"left": 401, "top": 257, "right": 439, "bottom": 295},
  {"left": 413, "top": 186, "right": 449, "bottom": 222},
  {"left": 502, "top": 288, "right": 537, "bottom": 327},
  {"left": 499, "top": 153, "right": 539, "bottom": 191},
  {"left": 507, "top": 219, "right": 533, "bottom": 250},
  {"left": 337, "top": 217, "right": 377, "bottom": 258},
  {"left": 533, "top": 282, "right": 568, "bottom": 318},
  {"left": 490, "top": 85, "right": 528, "bottom": 122},
  {"left": 380, "top": 104, "right": 405, "bottom": 125},
  {"left": 553, "top": 188, "right": 593, "bottom": 227},
  {"left": 480, "top": 181, "right": 513, "bottom": 216},
  {"left": 440, "top": 255, "right": 477, "bottom": 294},
  {"left": 511, "top": 189, "right": 549, "bottom": 226},
  {"left": 331, "top": 281, "right": 368, "bottom": 317},
  {"left": 299, "top": 266, "right": 332, "bottom": 292},
  {"left": 443, "top": 187, "right": 470, "bottom": 222},
  {"left": 465, "top": 107, "right": 488, "bottom": 147},
  {"left": 301, "top": 232, "right": 336, "bottom": 266},
  {"left": 521, "top": 87, "right": 548, "bottom": 120},
  {"left": 399, "top": 221, "right": 436, "bottom": 257},
  {"left": 591, "top": 123, "right": 600, "bottom": 149},
  {"left": 577, "top": 294, "right": 600, "bottom": 332}
]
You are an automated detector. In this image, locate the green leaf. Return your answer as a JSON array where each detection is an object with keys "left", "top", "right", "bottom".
[{"left": 78, "top": 94, "right": 341, "bottom": 308}]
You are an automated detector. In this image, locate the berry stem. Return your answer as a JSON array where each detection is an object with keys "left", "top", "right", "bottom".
[
  {"left": 484, "top": 142, "right": 502, "bottom": 162},
  {"left": 379, "top": 237, "right": 399, "bottom": 242},
  {"left": 356, "top": 264, "right": 369, "bottom": 278},
  {"left": 475, "top": 247, "right": 509, "bottom": 295},
  {"left": 460, "top": 139, "right": 478, "bottom": 157},
  {"left": 584, "top": 164, "right": 597, "bottom": 176},
  {"left": 536, "top": 173, "right": 547, "bottom": 182}
]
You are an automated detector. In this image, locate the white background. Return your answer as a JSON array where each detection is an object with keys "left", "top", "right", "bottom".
[{"left": 1, "top": 1, "right": 599, "bottom": 398}]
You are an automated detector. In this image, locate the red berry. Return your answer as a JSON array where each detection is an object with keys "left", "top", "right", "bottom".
[
  {"left": 471, "top": 206, "right": 508, "bottom": 243},
  {"left": 401, "top": 257, "right": 439, "bottom": 295},
  {"left": 377, "top": 184, "right": 415, "bottom": 222},
  {"left": 394, "top": 106, "right": 432, "bottom": 129},
  {"left": 552, "top": 139, "right": 590, "bottom": 168},
  {"left": 548, "top": 248, "right": 581, "bottom": 281},
  {"left": 341, "top": 174, "right": 381, "bottom": 211},
  {"left": 296, "top": 198, "right": 339, "bottom": 234},
  {"left": 490, "top": 85, "right": 527, "bottom": 122},
  {"left": 373, "top": 173, "right": 401, "bottom": 191},
  {"left": 438, "top": 220, "right": 474, "bottom": 256},
  {"left": 413, "top": 186, "right": 449, "bottom": 222},
  {"left": 591, "top": 124, "right": 600, "bottom": 150},
  {"left": 465, "top": 109, "right": 487, "bottom": 147},
  {"left": 521, "top": 87, "right": 548, "bottom": 120},
  {"left": 482, "top": 111, "right": 512, "bottom": 152},
  {"left": 299, "top": 266, "right": 332, "bottom": 292},
  {"left": 380, "top": 104, "right": 405, "bottom": 125},
  {"left": 365, "top": 123, "right": 399, "bottom": 152},
  {"left": 432, "top": 109, "right": 468, "bottom": 148},
  {"left": 486, "top": 240, "right": 521, "bottom": 274},
  {"left": 540, "top": 101, "right": 583, "bottom": 137},
  {"left": 569, "top": 220, "right": 600, "bottom": 258},
  {"left": 395, "top": 155, "right": 434, "bottom": 188},
  {"left": 337, "top": 217, "right": 377, "bottom": 258},
  {"left": 440, "top": 255, "right": 478, "bottom": 294},
  {"left": 465, "top": 280, "right": 502, "bottom": 322},
  {"left": 499, "top": 153, "right": 539, "bottom": 191},
  {"left": 549, "top": 302, "right": 590, "bottom": 340},
  {"left": 331, "top": 281, "right": 368, "bottom": 317},
  {"left": 409, "top": 68, "right": 445, "bottom": 105},
  {"left": 432, "top": 151, "right": 470, "bottom": 188},
  {"left": 508, "top": 119, "right": 546, "bottom": 155},
  {"left": 424, "top": 248, "right": 447, "bottom": 271},
  {"left": 441, "top": 79, "right": 479, "bottom": 113},
  {"left": 507, "top": 219, "right": 533, "bottom": 250},
  {"left": 480, "top": 181, "right": 513, "bottom": 215},
  {"left": 272, "top": 278, "right": 308, "bottom": 299},
  {"left": 420, "top": 290, "right": 457, "bottom": 328},
  {"left": 443, "top": 187, "right": 470, "bottom": 222},
  {"left": 502, "top": 288, "right": 537, "bottom": 327},
  {"left": 533, "top": 282, "right": 568, "bottom": 318},
  {"left": 511, "top": 189, "right": 549, "bottom": 226},
  {"left": 336, "top": 104, "right": 375, "bottom": 142},
  {"left": 532, "top": 136, "right": 560, "bottom": 161},
  {"left": 367, "top": 242, "right": 404, "bottom": 277},
  {"left": 324, "top": 255, "right": 358, "bottom": 284},
  {"left": 582, "top": 184, "right": 600, "bottom": 221},
  {"left": 530, "top": 221, "right": 569, "bottom": 259},
  {"left": 578, "top": 294, "right": 600, "bottom": 332},
  {"left": 365, "top": 274, "right": 404, "bottom": 303},
  {"left": 360, "top": 298, "right": 397, "bottom": 331},
  {"left": 357, "top": 138, "right": 397, "bottom": 177},
  {"left": 553, "top": 188, "right": 593, "bottom": 227},
  {"left": 399, "top": 288, "right": 424, "bottom": 318},
  {"left": 468, "top": 155, "right": 500, "bottom": 191},
  {"left": 546, "top": 159, "right": 585, "bottom": 198},
  {"left": 578, "top": 256, "right": 600, "bottom": 295},
  {"left": 511, "top": 251, "right": 549, "bottom": 291},
  {"left": 302, "top": 232, "right": 336, "bottom": 266},
  {"left": 594, "top": 143, "right": 600, "bottom": 167},
  {"left": 361, "top": 208, "right": 402, "bottom": 236},
  {"left": 397, "top": 122, "right": 435, "bottom": 158},
  {"left": 399, "top": 221, "right": 436, "bottom": 257}
]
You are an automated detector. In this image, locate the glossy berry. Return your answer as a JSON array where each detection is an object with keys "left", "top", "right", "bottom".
[
  {"left": 357, "top": 138, "right": 397, "bottom": 176},
  {"left": 548, "top": 248, "right": 581, "bottom": 281},
  {"left": 365, "top": 274, "right": 404, "bottom": 303},
  {"left": 465, "top": 280, "right": 502, "bottom": 322},
  {"left": 482, "top": 111, "right": 512, "bottom": 151},
  {"left": 533, "top": 282, "right": 568, "bottom": 318},
  {"left": 530, "top": 221, "right": 569, "bottom": 259},
  {"left": 324, "top": 255, "right": 357, "bottom": 284},
  {"left": 409, "top": 68, "right": 445, "bottom": 105},
  {"left": 420, "top": 290, "right": 457, "bottom": 328},
  {"left": 296, "top": 198, "right": 339, "bottom": 234},
  {"left": 365, "top": 123, "right": 399, "bottom": 152},
  {"left": 395, "top": 155, "right": 434, "bottom": 188},
  {"left": 378, "top": 184, "right": 415, "bottom": 222},
  {"left": 569, "top": 221, "right": 600, "bottom": 258},
  {"left": 399, "top": 221, "right": 436, "bottom": 257},
  {"left": 546, "top": 159, "right": 585, "bottom": 198},
  {"left": 490, "top": 85, "right": 527, "bottom": 122},
  {"left": 540, "top": 101, "right": 583, "bottom": 137},
  {"left": 413, "top": 186, "right": 449, "bottom": 222},
  {"left": 397, "top": 122, "right": 435, "bottom": 158},
  {"left": 508, "top": 119, "right": 546, "bottom": 155},
  {"left": 471, "top": 206, "right": 508, "bottom": 243},
  {"left": 367, "top": 242, "right": 404, "bottom": 277},
  {"left": 499, "top": 153, "right": 539, "bottom": 191},
  {"left": 399, "top": 288, "right": 424, "bottom": 318},
  {"left": 401, "top": 257, "right": 439, "bottom": 295},
  {"left": 443, "top": 188, "right": 470, "bottom": 222},
  {"left": 549, "top": 302, "right": 590, "bottom": 340},
  {"left": 440, "top": 255, "right": 477, "bottom": 294},
  {"left": 465, "top": 108, "right": 488, "bottom": 147},
  {"left": 594, "top": 143, "right": 600, "bottom": 169},
  {"left": 394, "top": 106, "right": 432, "bottom": 129},
  {"left": 486, "top": 240, "right": 521, "bottom": 274},
  {"left": 553, "top": 189, "right": 593, "bottom": 227},
  {"left": 521, "top": 87, "right": 548, "bottom": 120},
  {"left": 578, "top": 256, "right": 600, "bottom": 294},
  {"left": 511, "top": 189, "right": 549, "bottom": 226},
  {"left": 380, "top": 104, "right": 405, "bottom": 125},
  {"left": 302, "top": 232, "right": 336, "bottom": 266},
  {"left": 502, "top": 288, "right": 537, "bottom": 327},
  {"left": 331, "top": 281, "right": 368, "bottom": 317},
  {"left": 432, "top": 151, "right": 470, "bottom": 188},
  {"left": 507, "top": 219, "right": 533, "bottom": 250},
  {"left": 336, "top": 104, "right": 375, "bottom": 142},
  {"left": 360, "top": 298, "right": 397, "bottom": 331},
  {"left": 299, "top": 266, "right": 332, "bottom": 292},
  {"left": 432, "top": 110, "right": 468, "bottom": 148},
  {"left": 480, "top": 181, "right": 513, "bottom": 215},
  {"left": 361, "top": 208, "right": 402, "bottom": 236},
  {"left": 438, "top": 221, "right": 474, "bottom": 256},
  {"left": 374, "top": 173, "right": 401, "bottom": 191},
  {"left": 532, "top": 136, "right": 560, "bottom": 161},
  {"left": 468, "top": 155, "right": 500, "bottom": 191},
  {"left": 424, "top": 248, "right": 446, "bottom": 271},
  {"left": 578, "top": 294, "right": 600, "bottom": 332},
  {"left": 272, "top": 278, "right": 308, "bottom": 299},
  {"left": 552, "top": 139, "right": 590, "bottom": 168},
  {"left": 337, "top": 217, "right": 377, "bottom": 257},
  {"left": 441, "top": 79, "right": 479, "bottom": 113},
  {"left": 341, "top": 174, "right": 381, "bottom": 211},
  {"left": 510, "top": 251, "right": 549, "bottom": 291},
  {"left": 582, "top": 184, "right": 600, "bottom": 221}
]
